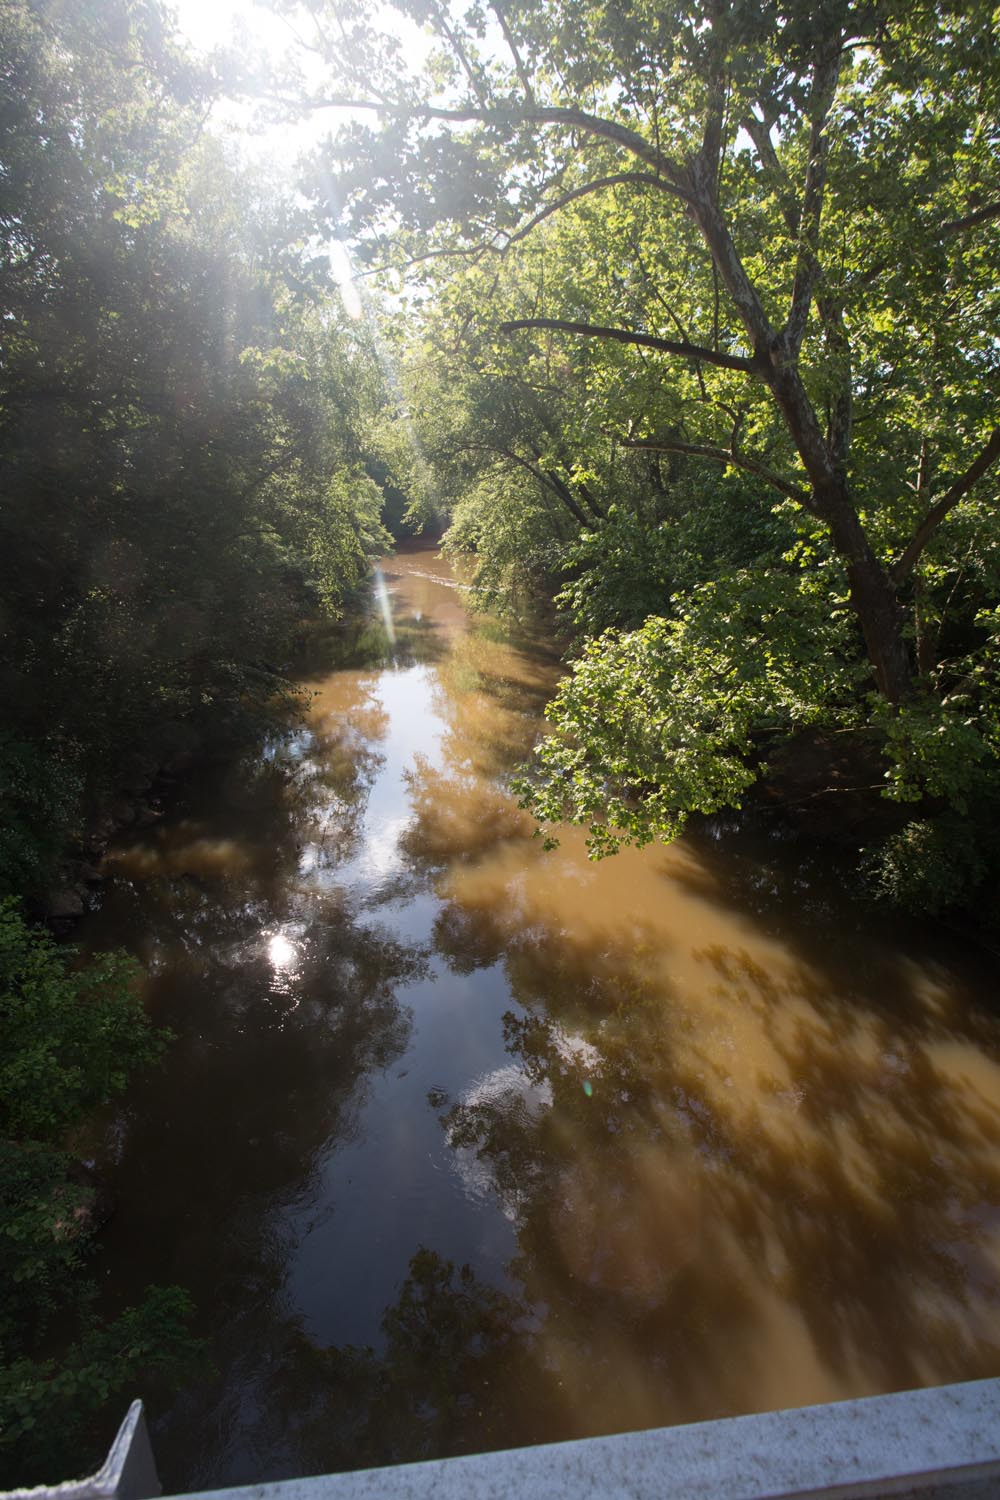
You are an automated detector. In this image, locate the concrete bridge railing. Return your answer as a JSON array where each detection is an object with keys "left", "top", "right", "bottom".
[{"left": 7, "top": 1376, "right": 1000, "bottom": 1500}]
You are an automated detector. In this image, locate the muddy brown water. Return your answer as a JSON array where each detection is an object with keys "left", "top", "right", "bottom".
[{"left": 80, "top": 543, "right": 1000, "bottom": 1490}]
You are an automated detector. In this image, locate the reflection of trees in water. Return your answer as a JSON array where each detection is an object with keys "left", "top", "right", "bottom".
[
  {"left": 94, "top": 903, "right": 426, "bottom": 1490},
  {"left": 277, "top": 1248, "right": 559, "bottom": 1474},
  {"left": 291, "top": 684, "right": 390, "bottom": 874},
  {"left": 400, "top": 752, "right": 533, "bottom": 869},
  {"left": 678, "top": 812, "right": 870, "bottom": 936},
  {"left": 302, "top": 594, "right": 450, "bottom": 676},
  {"left": 416, "top": 891, "right": 1000, "bottom": 1440},
  {"left": 90, "top": 569, "right": 1000, "bottom": 1477},
  {"left": 396, "top": 623, "right": 558, "bottom": 871},
  {"left": 88, "top": 699, "right": 434, "bottom": 1488},
  {"left": 430, "top": 626, "right": 556, "bottom": 777},
  {"left": 101, "top": 675, "right": 390, "bottom": 944}
]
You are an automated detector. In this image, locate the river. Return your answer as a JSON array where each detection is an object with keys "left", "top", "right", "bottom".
[{"left": 81, "top": 542, "right": 1000, "bottom": 1490}]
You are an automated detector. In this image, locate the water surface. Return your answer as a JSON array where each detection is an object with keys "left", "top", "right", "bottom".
[{"left": 84, "top": 544, "right": 1000, "bottom": 1488}]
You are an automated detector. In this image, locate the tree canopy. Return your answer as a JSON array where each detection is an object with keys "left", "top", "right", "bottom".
[
  {"left": 0, "top": 0, "right": 397, "bottom": 901},
  {"left": 274, "top": 0, "right": 1000, "bottom": 901}
]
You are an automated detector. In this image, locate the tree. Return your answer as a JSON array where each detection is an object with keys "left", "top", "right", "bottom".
[
  {"left": 288, "top": 0, "right": 1000, "bottom": 703},
  {"left": 0, "top": 0, "right": 395, "bottom": 897},
  {"left": 273, "top": 0, "right": 1000, "bottom": 871}
]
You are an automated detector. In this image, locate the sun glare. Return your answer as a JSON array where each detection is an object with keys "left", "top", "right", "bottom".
[
  {"left": 329, "top": 241, "right": 364, "bottom": 321},
  {"left": 170, "top": 0, "right": 289, "bottom": 60},
  {"left": 267, "top": 931, "right": 299, "bottom": 970},
  {"left": 169, "top": 0, "right": 329, "bottom": 169},
  {"left": 373, "top": 566, "right": 397, "bottom": 646},
  {"left": 168, "top": 0, "right": 413, "bottom": 322}
]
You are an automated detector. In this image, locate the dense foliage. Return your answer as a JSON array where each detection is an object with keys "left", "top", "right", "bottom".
[
  {"left": 0, "top": 0, "right": 405, "bottom": 1483},
  {"left": 281, "top": 0, "right": 1000, "bottom": 912},
  {"left": 0, "top": 0, "right": 393, "bottom": 903},
  {"left": 0, "top": 902, "right": 199, "bottom": 1486}
]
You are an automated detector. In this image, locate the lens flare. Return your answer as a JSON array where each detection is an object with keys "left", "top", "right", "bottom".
[
  {"left": 328, "top": 242, "right": 363, "bottom": 321},
  {"left": 374, "top": 566, "right": 396, "bottom": 646}
]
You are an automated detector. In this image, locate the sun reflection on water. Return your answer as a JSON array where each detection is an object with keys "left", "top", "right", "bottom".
[
  {"left": 267, "top": 932, "right": 298, "bottom": 970},
  {"left": 264, "top": 929, "right": 302, "bottom": 1009}
]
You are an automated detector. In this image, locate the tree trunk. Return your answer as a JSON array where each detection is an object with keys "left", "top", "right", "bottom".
[
  {"left": 822, "top": 483, "right": 912, "bottom": 703},
  {"left": 764, "top": 359, "right": 913, "bottom": 703}
]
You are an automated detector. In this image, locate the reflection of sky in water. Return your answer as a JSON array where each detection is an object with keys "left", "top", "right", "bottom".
[
  {"left": 449, "top": 1064, "right": 553, "bottom": 1218},
  {"left": 280, "top": 573, "right": 529, "bottom": 1347},
  {"left": 286, "top": 961, "right": 522, "bottom": 1351},
  {"left": 305, "top": 664, "right": 445, "bottom": 900}
]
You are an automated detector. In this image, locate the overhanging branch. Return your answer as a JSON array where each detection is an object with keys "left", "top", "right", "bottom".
[
  {"left": 501, "top": 172, "right": 688, "bottom": 246},
  {"left": 620, "top": 436, "right": 808, "bottom": 502},
  {"left": 451, "top": 441, "right": 588, "bottom": 524},
  {"left": 940, "top": 200, "right": 1000, "bottom": 235},
  {"left": 359, "top": 175, "right": 681, "bottom": 276},
  {"left": 500, "top": 318, "right": 757, "bottom": 374},
  {"left": 287, "top": 96, "right": 690, "bottom": 186},
  {"left": 891, "top": 427, "right": 1000, "bottom": 584}
]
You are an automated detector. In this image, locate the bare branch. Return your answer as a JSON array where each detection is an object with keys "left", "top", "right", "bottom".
[
  {"left": 620, "top": 435, "right": 808, "bottom": 501},
  {"left": 698, "top": 61, "right": 726, "bottom": 200},
  {"left": 501, "top": 172, "right": 689, "bottom": 246},
  {"left": 843, "top": 200, "right": 1000, "bottom": 295},
  {"left": 426, "top": 0, "right": 490, "bottom": 106},
  {"left": 283, "top": 96, "right": 690, "bottom": 186},
  {"left": 745, "top": 75, "right": 853, "bottom": 460},
  {"left": 501, "top": 318, "right": 758, "bottom": 373},
  {"left": 455, "top": 442, "right": 588, "bottom": 524},
  {"left": 358, "top": 172, "right": 685, "bottom": 277},
  {"left": 489, "top": 1, "right": 536, "bottom": 105},
  {"left": 892, "top": 428, "right": 1000, "bottom": 584},
  {"left": 786, "top": 49, "right": 841, "bottom": 356},
  {"left": 743, "top": 110, "right": 781, "bottom": 174},
  {"left": 358, "top": 242, "right": 494, "bottom": 277},
  {"left": 626, "top": 235, "right": 710, "bottom": 399},
  {"left": 687, "top": 194, "right": 776, "bottom": 355},
  {"left": 743, "top": 111, "right": 798, "bottom": 228}
]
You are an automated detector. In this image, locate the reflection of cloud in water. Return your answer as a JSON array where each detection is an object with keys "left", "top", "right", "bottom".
[
  {"left": 447, "top": 1064, "right": 552, "bottom": 1218},
  {"left": 551, "top": 1027, "right": 601, "bottom": 1073},
  {"left": 359, "top": 814, "right": 410, "bottom": 881}
]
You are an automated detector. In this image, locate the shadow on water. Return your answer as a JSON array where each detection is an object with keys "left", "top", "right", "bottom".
[
  {"left": 257, "top": 892, "right": 1000, "bottom": 1476},
  {"left": 78, "top": 545, "right": 1000, "bottom": 1487},
  {"left": 411, "top": 878, "right": 1000, "bottom": 1439}
]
